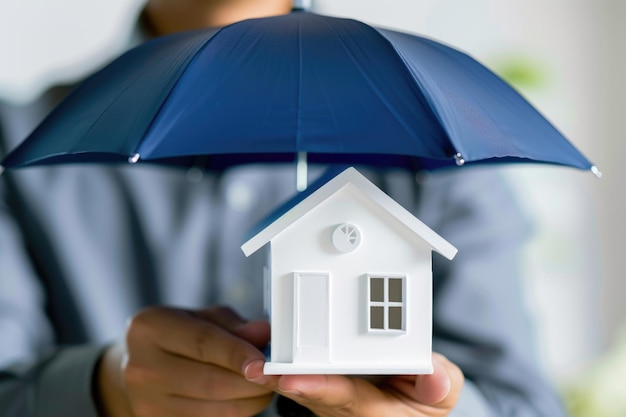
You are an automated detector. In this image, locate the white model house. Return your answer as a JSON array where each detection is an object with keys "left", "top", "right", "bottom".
[{"left": 241, "top": 167, "right": 457, "bottom": 374}]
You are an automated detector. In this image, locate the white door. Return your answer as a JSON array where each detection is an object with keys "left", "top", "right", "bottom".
[{"left": 293, "top": 272, "right": 330, "bottom": 363}]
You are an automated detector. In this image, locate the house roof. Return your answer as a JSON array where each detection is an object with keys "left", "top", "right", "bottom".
[{"left": 241, "top": 167, "right": 457, "bottom": 260}]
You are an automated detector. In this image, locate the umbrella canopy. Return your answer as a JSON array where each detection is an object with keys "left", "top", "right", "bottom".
[{"left": 0, "top": 11, "right": 596, "bottom": 175}]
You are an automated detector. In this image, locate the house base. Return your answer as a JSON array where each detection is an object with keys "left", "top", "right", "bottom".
[{"left": 264, "top": 361, "right": 434, "bottom": 375}]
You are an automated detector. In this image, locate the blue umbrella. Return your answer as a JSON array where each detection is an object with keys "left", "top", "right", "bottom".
[{"left": 0, "top": 11, "right": 598, "bottom": 178}]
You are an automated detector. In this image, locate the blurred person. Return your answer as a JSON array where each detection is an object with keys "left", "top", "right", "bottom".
[{"left": 0, "top": 0, "right": 568, "bottom": 416}]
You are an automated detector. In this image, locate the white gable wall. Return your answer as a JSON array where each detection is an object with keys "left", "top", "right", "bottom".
[{"left": 269, "top": 184, "right": 433, "bottom": 370}]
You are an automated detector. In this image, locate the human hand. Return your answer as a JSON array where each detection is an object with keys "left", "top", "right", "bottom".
[
  {"left": 244, "top": 353, "right": 464, "bottom": 417},
  {"left": 97, "top": 305, "right": 273, "bottom": 417}
]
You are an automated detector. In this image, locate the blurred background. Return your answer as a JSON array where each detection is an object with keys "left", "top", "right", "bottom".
[{"left": 1, "top": 0, "right": 623, "bottom": 414}]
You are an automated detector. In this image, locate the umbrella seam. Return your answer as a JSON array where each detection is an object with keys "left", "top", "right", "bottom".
[
  {"left": 68, "top": 55, "right": 171, "bottom": 155},
  {"left": 67, "top": 32, "right": 218, "bottom": 158},
  {"left": 129, "top": 33, "right": 220, "bottom": 158},
  {"left": 374, "top": 29, "right": 460, "bottom": 160},
  {"left": 322, "top": 20, "right": 431, "bottom": 151}
]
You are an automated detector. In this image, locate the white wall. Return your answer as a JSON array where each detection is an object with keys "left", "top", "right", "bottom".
[
  {"left": 0, "top": 0, "right": 146, "bottom": 104},
  {"left": 593, "top": 0, "right": 626, "bottom": 356}
]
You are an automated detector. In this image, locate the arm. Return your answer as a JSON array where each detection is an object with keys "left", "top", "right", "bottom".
[
  {"left": 1, "top": 161, "right": 276, "bottom": 417},
  {"left": 0, "top": 126, "right": 104, "bottom": 416},
  {"left": 0, "top": 346, "right": 106, "bottom": 417},
  {"left": 1, "top": 2, "right": 293, "bottom": 416}
]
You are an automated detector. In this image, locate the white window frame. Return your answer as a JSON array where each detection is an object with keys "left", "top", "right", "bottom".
[{"left": 366, "top": 274, "right": 406, "bottom": 334}]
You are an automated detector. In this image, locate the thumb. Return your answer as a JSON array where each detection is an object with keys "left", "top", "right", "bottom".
[
  {"left": 413, "top": 353, "right": 453, "bottom": 405},
  {"left": 386, "top": 353, "right": 463, "bottom": 408}
]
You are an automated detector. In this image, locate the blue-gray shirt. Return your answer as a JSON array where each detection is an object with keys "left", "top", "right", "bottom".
[{"left": 0, "top": 88, "right": 567, "bottom": 416}]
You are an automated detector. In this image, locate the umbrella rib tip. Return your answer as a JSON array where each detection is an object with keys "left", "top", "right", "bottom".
[
  {"left": 591, "top": 165, "right": 602, "bottom": 178},
  {"left": 128, "top": 153, "right": 141, "bottom": 164},
  {"left": 454, "top": 153, "right": 465, "bottom": 166}
]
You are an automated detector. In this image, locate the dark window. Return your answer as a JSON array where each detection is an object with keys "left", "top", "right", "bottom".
[{"left": 368, "top": 276, "right": 405, "bottom": 331}]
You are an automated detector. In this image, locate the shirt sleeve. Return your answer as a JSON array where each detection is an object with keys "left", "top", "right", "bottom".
[
  {"left": 0, "top": 168, "right": 105, "bottom": 416},
  {"left": 0, "top": 345, "right": 106, "bottom": 417},
  {"left": 419, "top": 167, "right": 568, "bottom": 417}
]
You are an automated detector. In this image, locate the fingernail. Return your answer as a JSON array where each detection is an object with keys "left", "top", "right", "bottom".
[{"left": 244, "top": 359, "right": 269, "bottom": 384}]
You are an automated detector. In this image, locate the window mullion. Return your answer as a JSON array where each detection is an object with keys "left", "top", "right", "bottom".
[
  {"left": 384, "top": 276, "right": 389, "bottom": 330},
  {"left": 368, "top": 275, "right": 405, "bottom": 332}
]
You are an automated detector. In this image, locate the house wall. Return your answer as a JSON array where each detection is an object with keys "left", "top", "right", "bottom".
[{"left": 269, "top": 184, "right": 433, "bottom": 368}]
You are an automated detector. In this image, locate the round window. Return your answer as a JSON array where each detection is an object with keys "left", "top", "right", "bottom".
[{"left": 331, "top": 223, "right": 362, "bottom": 253}]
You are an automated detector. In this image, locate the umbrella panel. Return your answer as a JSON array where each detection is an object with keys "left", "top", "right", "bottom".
[{"left": 0, "top": 12, "right": 595, "bottom": 174}]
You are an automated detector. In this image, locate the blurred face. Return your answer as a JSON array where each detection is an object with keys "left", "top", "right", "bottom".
[
  {"left": 198, "top": 0, "right": 294, "bottom": 27},
  {"left": 145, "top": 0, "right": 294, "bottom": 35}
]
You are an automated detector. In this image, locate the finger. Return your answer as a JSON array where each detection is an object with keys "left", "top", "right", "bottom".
[
  {"left": 232, "top": 320, "right": 271, "bottom": 350},
  {"left": 275, "top": 374, "right": 386, "bottom": 416},
  {"left": 384, "top": 353, "right": 464, "bottom": 408},
  {"left": 167, "top": 395, "right": 274, "bottom": 417},
  {"left": 130, "top": 392, "right": 274, "bottom": 417},
  {"left": 127, "top": 307, "right": 264, "bottom": 374},
  {"left": 243, "top": 359, "right": 281, "bottom": 387},
  {"left": 191, "top": 306, "right": 271, "bottom": 349},
  {"left": 414, "top": 353, "right": 463, "bottom": 406},
  {"left": 127, "top": 349, "right": 273, "bottom": 401},
  {"left": 191, "top": 305, "right": 247, "bottom": 330}
]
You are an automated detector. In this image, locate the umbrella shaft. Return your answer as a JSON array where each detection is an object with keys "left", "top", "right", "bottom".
[{"left": 297, "top": 152, "right": 308, "bottom": 192}]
